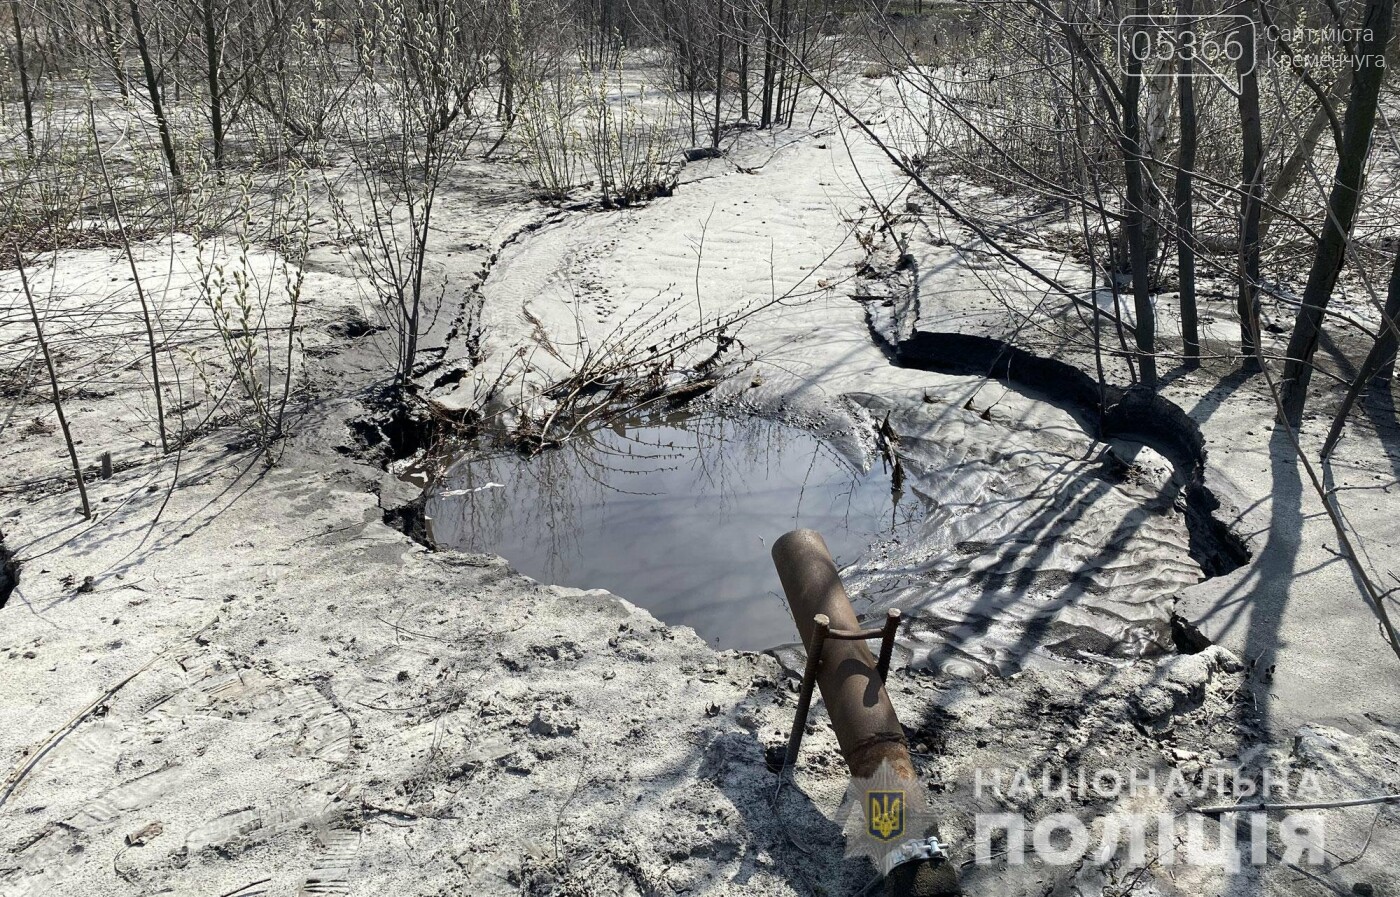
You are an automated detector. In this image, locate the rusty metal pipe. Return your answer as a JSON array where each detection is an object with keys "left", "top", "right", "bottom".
[
  {"left": 772, "top": 529, "right": 914, "bottom": 781},
  {"left": 772, "top": 529, "right": 960, "bottom": 896}
]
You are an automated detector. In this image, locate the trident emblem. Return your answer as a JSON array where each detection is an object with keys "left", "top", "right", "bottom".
[{"left": 866, "top": 790, "right": 906, "bottom": 841}]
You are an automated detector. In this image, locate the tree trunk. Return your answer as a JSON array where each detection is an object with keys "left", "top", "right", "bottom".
[
  {"left": 772, "top": 0, "right": 791, "bottom": 125},
  {"left": 739, "top": 6, "right": 750, "bottom": 120},
  {"left": 1175, "top": 0, "right": 1199, "bottom": 366},
  {"left": 1380, "top": 283, "right": 1400, "bottom": 385},
  {"left": 499, "top": 0, "right": 519, "bottom": 122},
  {"left": 1236, "top": 6, "right": 1264, "bottom": 371},
  {"left": 599, "top": 0, "right": 611, "bottom": 60},
  {"left": 202, "top": 0, "right": 224, "bottom": 169},
  {"left": 712, "top": 30, "right": 724, "bottom": 150},
  {"left": 10, "top": 1, "right": 34, "bottom": 157},
  {"left": 90, "top": 102, "right": 169, "bottom": 454},
  {"left": 99, "top": 1, "right": 129, "bottom": 99},
  {"left": 129, "top": 0, "right": 182, "bottom": 192},
  {"left": 1321, "top": 251, "right": 1400, "bottom": 456},
  {"left": 760, "top": 0, "right": 775, "bottom": 128},
  {"left": 16, "top": 252, "right": 91, "bottom": 520},
  {"left": 1121, "top": 0, "right": 1156, "bottom": 389},
  {"left": 1279, "top": 0, "right": 1394, "bottom": 425}
]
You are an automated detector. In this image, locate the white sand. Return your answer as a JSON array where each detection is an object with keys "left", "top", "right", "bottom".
[{"left": 2, "top": 77, "right": 1397, "bottom": 897}]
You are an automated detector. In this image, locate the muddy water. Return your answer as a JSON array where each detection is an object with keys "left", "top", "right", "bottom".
[{"left": 426, "top": 412, "right": 915, "bottom": 650}]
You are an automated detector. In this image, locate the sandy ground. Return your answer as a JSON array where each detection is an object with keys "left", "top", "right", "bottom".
[{"left": 2, "top": 79, "right": 1399, "bottom": 897}]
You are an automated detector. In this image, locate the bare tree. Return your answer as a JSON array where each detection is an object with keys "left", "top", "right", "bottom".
[
  {"left": 128, "top": 0, "right": 183, "bottom": 191},
  {"left": 1174, "top": 0, "right": 1199, "bottom": 366},
  {"left": 1120, "top": 0, "right": 1157, "bottom": 388},
  {"left": 335, "top": 0, "right": 492, "bottom": 386},
  {"left": 94, "top": 0, "right": 130, "bottom": 98},
  {"left": 194, "top": 0, "right": 286, "bottom": 169},
  {"left": 1279, "top": 0, "right": 1394, "bottom": 424},
  {"left": 10, "top": 0, "right": 37, "bottom": 157},
  {"left": 15, "top": 250, "right": 91, "bottom": 520},
  {"left": 1235, "top": 3, "right": 1264, "bottom": 372},
  {"left": 89, "top": 102, "right": 170, "bottom": 454}
]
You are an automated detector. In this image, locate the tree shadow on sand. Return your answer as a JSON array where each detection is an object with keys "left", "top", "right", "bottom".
[{"left": 703, "top": 728, "right": 885, "bottom": 896}]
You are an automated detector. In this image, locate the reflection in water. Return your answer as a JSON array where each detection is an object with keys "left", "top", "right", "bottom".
[{"left": 426, "top": 412, "right": 916, "bottom": 650}]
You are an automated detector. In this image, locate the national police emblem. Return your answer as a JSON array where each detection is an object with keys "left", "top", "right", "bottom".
[
  {"left": 838, "top": 759, "right": 935, "bottom": 874},
  {"left": 866, "top": 789, "right": 905, "bottom": 841}
]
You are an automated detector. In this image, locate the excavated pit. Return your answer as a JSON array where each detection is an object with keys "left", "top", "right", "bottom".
[
  {"left": 423, "top": 410, "right": 916, "bottom": 650},
  {"left": 369, "top": 318, "right": 1250, "bottom": 669}
]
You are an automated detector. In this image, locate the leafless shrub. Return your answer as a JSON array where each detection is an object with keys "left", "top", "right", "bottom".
[
  {"left": 579, "top": 64, "right": 682, "bottom": 207},
  {"left": 517, "top": 69, "right": 586, "bottom": 199},
  {"left": 189, "top": 178, "right": 310, "bottom": 447},
  {"left": 330, "top": 0, "right": 491, "bottom": 386}
]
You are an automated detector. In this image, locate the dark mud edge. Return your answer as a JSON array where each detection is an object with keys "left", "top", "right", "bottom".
[
  {"left": 0, "top": 528, "right": 19, "bottom": 609},
  {"left": 344, "top": 389, "right": 459, "bottom": 547},
  {"left": 892, "top": 330, "right": 1251, "bottom": 650}
]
